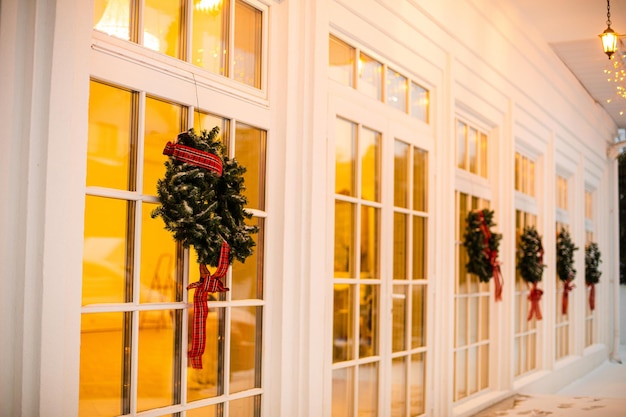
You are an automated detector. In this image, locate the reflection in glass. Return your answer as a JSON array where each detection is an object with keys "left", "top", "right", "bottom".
[
  {"left": 143, "top": 97, "right": 183, "bottom": 196},
  {"left": 360, "top": 206, "right": 380, "bottom": 279},
  {"left": 386, "top": 68, "right": 407, "bottom": 112},
  {"left": 335, "top": 118, "right": 356, "bottom": 196},
  {"left": 187, "top": 305, "right": 224, "bottom": 401},
  {"left": 358, "top": 362, "right": 379, "bottom": 416},
  {"left": 468, "top": 127, "right": 478, "bottom": 174},
  {"left": 392, "top": 285, "right": 407, "bottom": 352},
  {"left": 358, "top": 53, "right": 382, "bottom": 100},
  {"left": 234, "top": 0, "right": 262, "bottom": 88},
  {"left": 93, "top": 0, "right": 131, "bottom": 41},
  {"left": 333, "top": 285, "right": 354, "bottom": 362},
  {"left": 413, "top": 148, "right": 428, "bottom": 212},
  {"left": 236, "top": 122, "right": 266, "bottom": 210},
  {"left": 410, "top": 81, "right": 429, "bottom": 122},
  {"left": 143, "top": 0, "right": 182, "bottom": 56},
  {"left": 87, "top": 80, "right": 133, "bottom": 190},
  {"left": 230, "top": 306, "right": 262, "bottom": 393},
  {"left": 232, "top": 217, "right": 263, "bottom": 300},
  {"left": 412, "top": 216, "right": 426, "bottom": 280},
  {"left": 457, "top": 120, "right": 466, "bottom": 169},
  {"left": 192, "top": 0, "right": 229, "bottom": 75},
  {"left": 137, "top": 309, "right": 180, "bottom": 411},
  {"left": 79, "top": 312, "right": 126, "bottom": 417},
  {"left": 140, "top": 202, "right": 178, "bottom": 303},
  {"left": 393, "top": 141, "right": 409, "bottom": 208},
  {"left": 391, "top": 357, "right": 407, "bottom": 417},
  {"left": 187, "top": 404, "right": 218, "bottom": 417},
  {"left": 334, "top": 201, "right": 355, "bottom": 278},
  {"left": 410, "top": 353, "right": 426, "bottom": 415},
  {"left": 359, "top": 285, "right": 378, "bottom": 357},
  {"left": 329, "top": 35, "right": 355, "bottom": 87},
  {"left": 360, "top": 127, "right": 381, "bottom": 202},
  {"left": 411, "top": 285, "right": 426, "bottom": 348},
  {"left": 332, "top": 367, "right": 354, "bottom": 417},
  {"left": 480, "top": 132, "right": 488, "bottom": 178},
  {"left": 393, "top": 213, "right": 407, "bottom": 280},
  {"left": 82, "top": 196, "right": 131, "bottom": 305}
]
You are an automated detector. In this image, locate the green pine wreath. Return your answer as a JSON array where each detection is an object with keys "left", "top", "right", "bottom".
[
  {"left": 463, "top": 208, "right": 502, "bottom": 283},
  {"left": 585, "top": 242, "right": 602, "bottom": 286},
  {"left": 517, "top": 226, "right": 546, "bottom": 284},
  {"left": 152, "top": 127, "right": 258, "bottom": 267},
  {"left": 556, "top": 228, "right": 577, "bottom": 282}
]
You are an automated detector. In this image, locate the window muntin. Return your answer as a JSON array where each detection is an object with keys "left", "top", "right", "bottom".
[
  {"left": 456, "top": 119, "right": 488, "bottom": 178},
  {"left": 391, "top": 140, "right": 428, "bottom": 416},
  {"left": 94, "top": 0, "right": 264, "bottom": 89},
  {"left": 81, "top": 80, "right": 267, "bottom": 416},
  {"left": 514, "top": 210, "right": 538, "bottom": 376},
  {"left": 328, "top": 35, "right": 430, "bottom": 123},
  {"left": 454, "top": 192, "right": 490, "bottom": 401}
]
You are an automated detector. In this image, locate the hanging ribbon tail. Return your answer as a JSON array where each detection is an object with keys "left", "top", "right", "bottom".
[
  {"left": 527, "top": 283, "right": 543, "bottom": 321},
  {"left": 562, "top": 279, "right": 575, "bottom": 315},
  {"left": 589, "top": 283, "right": 596, "bottom": 311},
  {"left": 493, "top": 265, "right": 503, "bottom": 302},
  {"left": 186, "top": 243, "right": 231, "bottom": 370}
]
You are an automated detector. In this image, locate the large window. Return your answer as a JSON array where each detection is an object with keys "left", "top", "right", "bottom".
[
  {"left": 555, "top": 175, "right": 571, "bottom": 360},
  {"left": 454, "top": 192, "right": 491, "bottom": 401},
  {"left": 392, "top": 140, "right": 428, "bottom": 416},
  {"left": 93, "top": 0, "right": 266, "bottom": 89},
  {"left": 81, "top": 79, "right": 267, "bottom": 416},
  {"left": 584, "top": 189, "right": 596, "bottom": 347}
]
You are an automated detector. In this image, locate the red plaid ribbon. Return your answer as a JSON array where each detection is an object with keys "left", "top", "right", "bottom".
[
  {"left": 163, "top": 142, "right": 223, "bottom": 176},
  {"left": 562, "top": 278, "right": 575, "bottom": 315},
  {"left": 187, "top": 241, "right": 230, "bottom": 369},
  {"left": 478, "top": 211, "right": 503, "bottom": 301},
  {"left": 588, "top": 283, "right": 596, "bottom": 311},
  {"left": 527, "top": 282, "right": 543, "bottom": 321}
]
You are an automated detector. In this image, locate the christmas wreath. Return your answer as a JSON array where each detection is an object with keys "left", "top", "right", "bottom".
[
  {"left": 517, "top": 226, "right": 546, "bottom": 320},
  {"left": 556, "top": 228, "right": 577, "bottom": 315},
  {"left": 585, "top": 242, "right": 602, "bottom": 311},
  {"left": 463, "top": 209, "right": 503, "bottom": 301},
  {"left": 152, "top": 127, "right": 258, "bottom": 369}
]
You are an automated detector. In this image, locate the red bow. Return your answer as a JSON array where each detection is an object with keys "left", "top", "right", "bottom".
[
  {"left": 527, "top": 282, "right": 543, "bottom": 321},
  {"left": 562, "top": 278, "right": 575, "bottom": 315},
  {"left": 163, "top": 141, "right": 223, "bottom": 175},
  {"left": 187, "top": 241, "right": 230, "bottom": 369},
  {"left": 478, "top": 211, "right": 503, "bottom": 301},
  {"left": 588, "top": 283, "right": 596, "bottom": 311}
]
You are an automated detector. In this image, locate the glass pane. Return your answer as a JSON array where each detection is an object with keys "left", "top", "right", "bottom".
[
  {"left": 358, "top": 362, "right": 379, "bottom": 417},
  {"left": 334, "top": 201, "right": 355, "bottom": 278},
  {"left": 192, "top": 0, "right": 229, "bottom": 75},
  {"left": 454, "top": 350, "right": 467, "bottom": 401},
  {"left": 386, "top": 68, "right": 407, "bottom": 112},
  {"left": 87, "top": 80, "right": 133, "bottom": 190},
  {"left": 521, "top": 157, "right": 528, "bottom": 194},
  {"left": 137, "top": 309, "right": 180, "bottom": 411},
  {"left": 360, "top": 127, "right": 381, "bottom": 202},
  {"left": 359, "top": 285, "right": 378, "bottom": 357},
  {"left": 187, "top": 306, "right": 224, "bottom": 401},
  {"left": 140, "top": 202, "right": 178, "bottom": 303},
  {"left": 413, "top": 148, "right": 427, "bottom": 212},
  {"left": 194, "top": 112, "right": 228, "bottom": 146},
  {"left": 332, "top": 367, "right": 354, "bottom": 417},
  {"left": 230, "top": 395, "right": 261, "bottom": 417},
  {"left": 391, "top": 357, "right": 407, "bottom": 417},
  {"left": 392, "top": 285, "right": 407, "bottom": 352},
  {"left": 480, "top": 133, "right": 488, "bottom": 178},
  {"left": 143, "top": 0, "right": 182, "bottom": 57},
  {"left": 358, "top": 53, "right": 382, "bottom": 100},
  {"left": 411, "top": 285, "right": 426, "bottom": 348},
  {"left": 469, "top": 296, "right": 479, "bottom": 344},
  {"left": 480, "top": 344, "right": 489, "bottom": 390},
  {"left": 335, "top": 118, "right": 356, "bottom": 196},
  {"left": 410, "top": 81, "right": 429, "bottom": 122},
  {"left": 232, "top": 217, "right": 263, "bottom": 300},
  {"left": 468, "top": 346, "right": 478, "bottom": 395},
  {"left": 456, "top": 120, "right": 466, "bottom": 169},
  {"left": 329, "top": 35, "right": 355, "bottom": 87},
  {"left": 410, "top": 353, "right": 426, "bottom": 415},
  {"left": 456, "top": 297, "right": 467, "bottom": 347},
  {"left": 479, "top": 295, "right": 489, "bottom": 341},
  {"left": 144, "top": 97, "right": 183, "bottom": 196},
  {"left": 236, "top": 122, "right": 266, "bottom": 210},
  {"left": 529, "top": 160, "right": 536, "bottom": 196},
  {"left": 333, "top": 285, "right": 354, "bottom": 362},
  {"left": 393, "top": 213, "right": 408, "bottom": 280},
  {"left": 412, "top": 216, "right": 427, "bottom": 280},
  {"left": 360, "top": 205, "right": 380, "bottom": 279},
  {"left": 468, "top": 127, "right": 477, "bottom": 174},
  {"left": 82, "top": 196, "right": 131, "bottom": 305},
  {"left": 234, "top": 0, "right": 262, "bottom": 88},
  {"left": 230, "top": 306, "right": 261, "bottom": 393},
  {"left": 79, "top": 312, "right": 126, "bottom": 417},
  {"left": 94, "top": 0, "right": 131, "bottom": 41},
  {"left": 394, "top": 140, "right": 409, "bottom": 208},
  {"left": 187, "top": 404, "right": 218, "bottom": 417}
]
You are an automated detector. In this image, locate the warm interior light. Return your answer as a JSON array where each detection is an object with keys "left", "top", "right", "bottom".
[
  {"left": 600, "top": 27, "right": 618, "bottom": 59},
  {"left": 195, "top": 0, "right": 223, "bottom": 13}
]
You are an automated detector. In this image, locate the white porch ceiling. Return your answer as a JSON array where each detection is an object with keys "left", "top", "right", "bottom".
[{"left": 503, "top": 0, "right": 626, "bottom": 129}]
